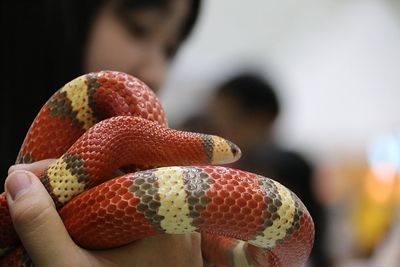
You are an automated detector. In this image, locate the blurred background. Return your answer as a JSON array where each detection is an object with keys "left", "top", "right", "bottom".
[
  {"left": 160, "top": 0, "right": 400, "bottom": 266},
  {"left": 3, "top": 0, "right": 400, "bottom": 266}
]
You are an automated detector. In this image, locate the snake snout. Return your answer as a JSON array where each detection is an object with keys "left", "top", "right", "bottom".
[
  {"left": 229, "top": 141, "right": 241, "bottom": 160},
  {"left": 209, "top": 136, "right": 241, "bottom": 164}
]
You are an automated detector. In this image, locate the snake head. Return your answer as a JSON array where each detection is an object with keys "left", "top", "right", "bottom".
[{"left": 206, "top": 136, "right": 241, "bottom": 164}]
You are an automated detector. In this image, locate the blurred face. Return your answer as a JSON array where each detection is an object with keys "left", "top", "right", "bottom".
[
  {"left": 84, "top": 0, "right": 190, "bottom": 91},
  {"left": 211, "top": 94, "right": 273, "bottom": 149}
]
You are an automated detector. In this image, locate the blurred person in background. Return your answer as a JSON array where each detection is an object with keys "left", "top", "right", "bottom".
[
  {"left": 181, "top": 72, "right": 332, "bottom": 267},
  {"left": 1, "top": 0, "right": 200, "bottom": 180},
  {"left": 1, "top": 0, "right": 205, "bottom": 266}
]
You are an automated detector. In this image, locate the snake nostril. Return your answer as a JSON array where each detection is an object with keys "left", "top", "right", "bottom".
[
  {"left": 231, "top": 146, "right": 238, "bottom": 155},
  {"left": 229, "top": 142, "right": 240, "bottom": 158}
]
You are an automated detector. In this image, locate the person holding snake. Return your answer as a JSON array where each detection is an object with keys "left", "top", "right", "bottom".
[{"left": 1, "top": 0, "right": 314, "bottom": 266}]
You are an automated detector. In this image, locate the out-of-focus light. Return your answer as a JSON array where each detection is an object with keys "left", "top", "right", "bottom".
[
  {"left": 368, "top": 133, "right": 400, "bottom": 183},
  {"left": 365, "top": 169, "right": 395, "bottom": 203}
]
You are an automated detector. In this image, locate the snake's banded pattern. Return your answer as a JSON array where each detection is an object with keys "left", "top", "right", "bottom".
[
  {"left": 59, "top": 166, "right": 314, "bottom": 267},
  {"left": 0, "top": 71, "right": 314, "bottom": 267}
]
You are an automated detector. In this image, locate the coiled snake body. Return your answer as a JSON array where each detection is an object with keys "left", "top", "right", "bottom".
[{"left": 0, "top": 71, "right": 314, "bottom": 266}]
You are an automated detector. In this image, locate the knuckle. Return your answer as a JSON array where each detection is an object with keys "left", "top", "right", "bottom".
[
  {"left": 29, "top": 159, "right": 55, "bottom": 173},
  {"left": 11, "top": 197, "right": 54, "bottom": 230},
  {"left": 174, "top": 233, "right": 201, "bottom": 252},
  {"left": 190, "top": 233, "right": 202, "bottom": 245}
]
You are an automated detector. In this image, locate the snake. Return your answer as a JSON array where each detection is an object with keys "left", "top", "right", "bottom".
[{"left": 0, "top": 71, "right": 314, "bottom": 267}]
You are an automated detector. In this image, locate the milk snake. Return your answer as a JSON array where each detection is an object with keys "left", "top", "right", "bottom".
[{"left": 0, "top": 71, "right": 314, "bottom": 266}]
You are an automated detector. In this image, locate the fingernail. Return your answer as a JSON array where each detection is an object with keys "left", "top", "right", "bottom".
[
  {"left": 6, "top": 171, "right": 32, "bottom": 201},
  {"left": 8, "top": 164, "right": 27, "bottom": 175},
  {"left": 8, "top": 165, "right": 17, "bottom": 174}
]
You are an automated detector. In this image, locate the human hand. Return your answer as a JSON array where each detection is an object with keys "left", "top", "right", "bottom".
[{"left": 5, "top": 160, "right": 203, "bottom": 267}]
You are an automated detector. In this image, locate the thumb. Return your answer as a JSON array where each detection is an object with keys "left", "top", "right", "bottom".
[{"left": 5, "top": 170, "right": 78, "bottom": 266}]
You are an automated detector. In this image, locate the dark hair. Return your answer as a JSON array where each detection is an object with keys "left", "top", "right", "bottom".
[
  {"left": 45, "top": 0, "right": 201, "bottom": 86},
  {"left": 114, "top": 0, "right": 201, "bottom": 42},
  {"left": 0, "top": 0, "right": 201, "bottom": 188},
  {"left": 3, "top": 0, "right": 201, "bottom": 90},
  {"left": 216, "top": 73, "right": 280, "bottom": 121}
]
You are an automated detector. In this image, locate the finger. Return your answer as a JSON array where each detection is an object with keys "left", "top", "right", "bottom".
[
  {"left": 5, "top": 170, "right": 79, "bottom": 267},
  {"left": 8, "top": 159, "right": 56, "bottom": 175},
  {"left": 94, "top": 234, "right": 203, "bottom": 267}
]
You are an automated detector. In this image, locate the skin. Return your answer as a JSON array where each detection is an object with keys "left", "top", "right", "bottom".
[
  {"left": 5, "top": 1, "right": 205, "bottom": 266},
  {"left": 84, "top": 0, "right": 189, "bottom": 91}
]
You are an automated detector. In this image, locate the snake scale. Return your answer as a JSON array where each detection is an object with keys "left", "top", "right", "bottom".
[{"left": 0, "top": 71, "right": 314, "bottom": 267}]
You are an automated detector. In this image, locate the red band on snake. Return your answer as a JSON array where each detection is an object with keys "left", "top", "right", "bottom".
[{"left": 0, "top": 71, "right": 314, "bottom": 267}]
